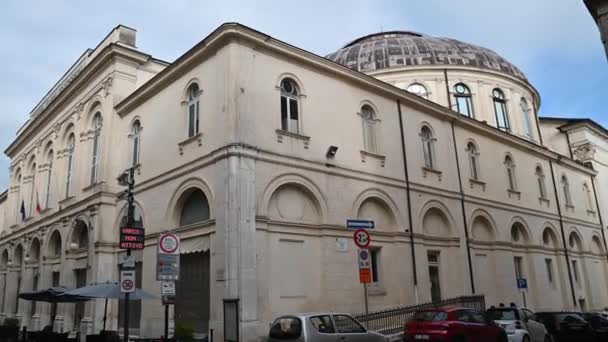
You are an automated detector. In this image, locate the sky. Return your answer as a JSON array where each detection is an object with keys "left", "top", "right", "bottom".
[{"left": 0, "top": 0, "right": 606, "bottom": 189}]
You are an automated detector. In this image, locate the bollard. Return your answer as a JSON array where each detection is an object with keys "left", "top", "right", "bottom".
[
  {"left": 21, "top": 326, "right": 26, "bottom": 342},
  {"left": 210, "top": 328, "right": 214, "bottom": 342}
]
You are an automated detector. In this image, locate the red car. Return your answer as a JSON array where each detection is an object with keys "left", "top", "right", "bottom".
[{"left": 404, "top": 307, "right": 507, "bottom": 342}]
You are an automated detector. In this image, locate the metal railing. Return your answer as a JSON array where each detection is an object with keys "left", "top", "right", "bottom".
[{"left": 354, "top": 295, "right": 486, "bottom": 336}]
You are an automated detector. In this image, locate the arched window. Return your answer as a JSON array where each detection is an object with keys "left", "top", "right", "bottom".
[
  {"left": 504, "top": 155, "right": 517, "bottom": 191},
  {"left": 360, "top": 105, "right": 377, "bottom": 153},
  {"left": 561, "top": 175, "right": 572, "bottom": 207},
  {"left": 45, "top": 150, "right": 53, "bottom": 209},
  {"left": 90, "top": 113, "right": 102, "bottom": 184},
  {"left": 29, "top": 162, "right": 36, "bottom": 217},
  {"left": 493, "top": 88, "right": 510, "bottom": 131},
  {"left": 187, "top": 83, "right": 200, "bottom": 138},
  {"left": 420, "top": 126, "right": 434, "bottom": 169},
  {"left": 71, "top": 221, "right": 89, "bottom": 250},
  {"left": 583, "top": 183, "right": 594, "bottom": 211},
  {"left": 48, "top": 230, "right": 62, "bottom": 258},
  {"left": 536, "top": 166, "right": 547, "bottom": 199},
  {"left": 65, "top": 134, "right": 75, "bottom": 198},
  {"left": 453, "top": 83, "right": 473, "bottom": 117},
  {"left": 280, "top": 78, "right": 300, "bottom": 133},
  {"left": 179, "top": 189, "right": 210, "bottom": 227},
  {"left": 520, "top": 98, "right": 533, "bottom": 140},
  {"left": 466, "top": 142, "right": 479, "bottom": 180},
  {"left": 131, "top": 120, "right": 141, "bottom": 166},
  {"left": 407, "top": 83, "right": 429, "bottom": 99}
]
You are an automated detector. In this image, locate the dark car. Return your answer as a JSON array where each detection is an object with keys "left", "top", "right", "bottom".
[
  {"left": 531, "top": 312, "right": 595, "bottom": 342},
  {"left": 404, "top": 307, "right": 507, "bottom": 342},
  {"left": 582, "top": 313, "right": 608, "bottom": 341}
]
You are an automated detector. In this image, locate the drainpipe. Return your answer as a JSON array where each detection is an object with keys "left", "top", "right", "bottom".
[
  {"left": 548, "top": 159, "right": 577, "bottom": 307},
  {"left": 397, "top": 100, "right": 419, "bottom": 301},
  {"left": 450, "top": 122, "right": 476, "bottom": 294},
  {"left": 590, "top": 174, "right": 608, "bottom": 263}
]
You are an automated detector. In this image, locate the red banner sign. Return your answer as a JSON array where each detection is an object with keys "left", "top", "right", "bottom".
[{"left": 120, "top": 227, "right": 145, "bottom": 250}]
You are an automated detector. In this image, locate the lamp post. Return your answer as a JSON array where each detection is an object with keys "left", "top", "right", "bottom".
[{"left": 118, "top": 167, "right": 135, "bottom": 342}]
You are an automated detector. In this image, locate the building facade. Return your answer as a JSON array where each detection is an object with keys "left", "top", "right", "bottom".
[
  {"left": 0, "top": 23, "right": 606, "bottom": 341},
  {"left": 585, "top": 0, "right": 608, "bottom": 60}
]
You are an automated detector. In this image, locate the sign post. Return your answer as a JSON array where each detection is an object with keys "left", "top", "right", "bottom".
[
  {"left": 117, "top": 167, "right": 140, "bottom": 342},
  {"left": 161, "top": 281, "right": 176, "bottom": 339},
  {"left": 354, "top": 229, "right": 372, "bottom": 315},
  {"left": 517, "top": 278, "right": 528, "bottom": 307}
]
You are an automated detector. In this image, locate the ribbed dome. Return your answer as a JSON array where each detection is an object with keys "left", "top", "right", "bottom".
[{"left": 326, "top": 31, "right": 527, "bottom": 82}]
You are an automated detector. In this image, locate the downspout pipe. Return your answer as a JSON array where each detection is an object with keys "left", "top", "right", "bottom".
[
  {"left": 590, "top": 174, "right": 608, "bottom": 263},
  {"left": 397, "top": 100, "right": 419, "bottom": 292},
  {"left": 548, "top": 159, "right": 577, "bottom": 307},
  {"left": 450, "top": 122, "right": 476, "bottom": 294}
]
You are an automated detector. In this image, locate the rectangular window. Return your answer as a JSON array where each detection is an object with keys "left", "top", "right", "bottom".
[
  {"left": 370, "top": 249, "right": 380, "bottom": 283},
  {"left": 31, "top": 274, "right": 39, "bottom": 317},
  {"left": 45, "top": 166, "right": 52, "bottom": 209},
  {"left": 456, "top": 97, "right": 472, "bottom": 117},
  {"left": 188, "top": 104, "right": 196, "bottom": 137},
  {"left": 470, "top": 155, "right": 478, "bottom": 180},
  {"left": 15, "top": 274, "right": 21, "bottom": 314},
  {"left": 514, "top": 256, "right": 523, "bottom": 279},
  {"left": 572, "top": 260, "right": 580, "bottom": 284},
  {"left": 90, "top": 136, "right": 99, "bottom": 184},
  {"left": 280, "top": 96, "right": 288, "bottom": 131},
  {"left": 507, "top": 169, "right": 516, "bottom": 191},
  {"left": 423, "top": 141, "right": 433, "bottom": 169},
  {"left": 428, "top": 251, "right": 441, "bottom": 302},
  {"left": 66, "top": 154, "right": 73, "bottom": 198},
  {"left": 51, "top": 272, "right": 60, "bottom": 321},
  {"left": 545, "top": 258, "right": 554, "bottom": 284},
  {"left": 74, "top": 269, "right": 87, "bottom": 329},
  {"left": 538, "top": 177, "right": 546, "bottom": 199},
  {"left": 289, "top": 98, "right": 299, "bottom": 133},
  {"left": 363, "top": 122, "right": 377, "bottom": 153}
]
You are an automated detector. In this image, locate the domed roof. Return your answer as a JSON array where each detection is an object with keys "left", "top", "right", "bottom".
[{"left": 326, "top": 31, "right": 528, "bottom": 82}]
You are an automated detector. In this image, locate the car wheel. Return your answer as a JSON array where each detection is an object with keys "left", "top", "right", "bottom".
[{"left": 497, "top": 332, "right": 508, "bottom": 342}]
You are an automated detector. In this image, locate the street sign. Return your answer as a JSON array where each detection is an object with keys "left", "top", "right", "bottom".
[
  {"left": 161, "top": 281, "right": 176, "bottom": 296},
  {"left": 347, "top": 219, "right": 375, "bottom": 230},
  {"left": 157, "top": 233, "right": 180, "bottom": 281},
  {"left": 358, "top": 248, "right": 372, "bottom": 284},
  {"left": 353, "top": 229, "right": 371, "bottom": 249},
  {"left": 158, "top": 233, "right": 179, "bottom": 255},
  {"left": 120, "top": 270, "right": 136, "bottom": 293},
  {"left": 517, "top": 278, "right": 528, "bottom": 292},
  {"left": 120, "top": 227, "right": 145, "bottom": 250}
]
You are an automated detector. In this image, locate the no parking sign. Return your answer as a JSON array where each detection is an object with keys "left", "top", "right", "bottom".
[{"left": 120, "top": 270, "right": 136, "bottom": 293}]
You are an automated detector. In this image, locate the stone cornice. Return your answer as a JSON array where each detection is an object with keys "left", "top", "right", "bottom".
[{"left": 5, "top": 44, "right": 155, "bottom": 157}]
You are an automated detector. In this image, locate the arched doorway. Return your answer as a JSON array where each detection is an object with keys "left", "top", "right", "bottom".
[{"left": 174, "top": 188, "right": 211, "bottom": 336}]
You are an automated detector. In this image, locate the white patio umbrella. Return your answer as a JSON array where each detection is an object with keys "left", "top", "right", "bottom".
[{"left": 65, "top": 281, "right": 157, "bottom": 331}]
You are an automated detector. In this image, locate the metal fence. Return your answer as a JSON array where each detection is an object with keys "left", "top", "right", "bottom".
[{"left": 354, "top": 295, "right": 486, "bottom": 336}]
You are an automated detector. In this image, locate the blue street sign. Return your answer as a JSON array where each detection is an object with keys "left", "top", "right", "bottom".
[
  {"left": 347, "top": 219, "right": 375, "bottom": 229},
  {"left": 516, "top": 278, "right": 528, "bottom": 290}
]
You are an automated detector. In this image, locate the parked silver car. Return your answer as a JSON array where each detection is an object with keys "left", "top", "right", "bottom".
[{"left": 267, "top": 313, "right": 388, "bottom": 342}]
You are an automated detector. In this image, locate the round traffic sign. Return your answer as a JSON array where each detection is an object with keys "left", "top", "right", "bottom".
[
  {"left": 122, "top": 279, "right": 134, "bottom": 291},
  {"left": 353, "top": 229, "right": 371, "bottom": 249},
  {"left": 159, "top": 233, "right": 179, "bottom": 254}
]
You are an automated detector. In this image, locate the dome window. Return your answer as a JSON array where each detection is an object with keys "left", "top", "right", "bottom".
[
  {"left": 520, "top": 98, "right": 533, "bottom": 140},
  {"left": 493, "top": 88, "right": 510, "bottom": 132},
  {"left": 406, "top": 83, "right": 429, "bottom": 99},
  {"left": 453, "top": 83, "right": 473, "bottom": 118}
]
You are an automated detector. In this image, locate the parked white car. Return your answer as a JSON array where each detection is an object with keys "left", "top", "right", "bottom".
[
  {"left": 267, "top": 313, "right": 388, "bottom": 342},
  {"left": 486, "top": 307, "right": 551, "bottom": 342}
]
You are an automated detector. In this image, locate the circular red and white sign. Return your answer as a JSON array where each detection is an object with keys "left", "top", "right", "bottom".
[
  {"left": 159, "top": 233, "right": 179, "bottom": 254},
  {"left": 122, "top": 279, "right": 134, "bottom": 291},
  {"left": 353, "top": 229, "right": 371, "bottom": 249}
]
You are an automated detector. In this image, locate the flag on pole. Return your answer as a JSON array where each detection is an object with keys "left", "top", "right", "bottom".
[
  {"left": 20, "top": 200, "right": 26, "bottom": 221},
  {"left": 35, "top": 190, "right": 42, "bottom": 214}
]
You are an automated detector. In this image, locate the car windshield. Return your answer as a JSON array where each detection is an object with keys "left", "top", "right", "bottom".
[
  {"left": 486, "top": 309, "right": 518, "bottom": 321},
  {"left": 413, "top": 311, "right": 448, "bottom": 321},
  {"left": 556, "top": 313, "right": 585, "bottom": 323}
]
